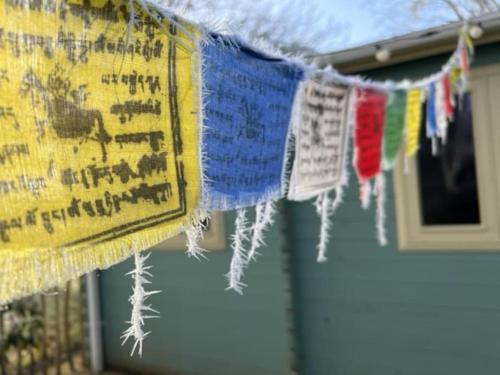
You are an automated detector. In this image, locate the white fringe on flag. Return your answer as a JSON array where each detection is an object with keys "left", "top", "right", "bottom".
[
  {"left": 121, "top": 252, "right": 161, "bottom": 357},
  {"left": 431, "top": 137, "right": 438, "bottom": 156},
  {"left": 247, "top": 200, "right": 276, "bottom": 263},
  {"left": 375, "top": 173, "right": 388, "bottom": 247},
  {"left": 360, "top": 181, "right": 372, "bottom": 210},
  {"left": 331, "top": 184, "right": 345, "bottom": 213},
  {"left": 226, "top": 208, "right": 249, "bottom": 294},
  {"left": 185, "top": 225, "right": 208, "bottom": 260},
  {"left": 314, "top": 192, "right": 332, "bottom": 263},
  {"left": 435, "top": 79, "right": 449, "bottom": 144}
]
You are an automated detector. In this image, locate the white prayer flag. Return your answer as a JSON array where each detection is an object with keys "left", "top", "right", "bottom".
[{"left": 288, "top": 80, "right": 350, "bottom": 201}]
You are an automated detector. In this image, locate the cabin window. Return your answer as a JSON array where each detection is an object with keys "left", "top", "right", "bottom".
[
  {"left": 394, "top": 65, "right": 500, "bottom": 251},
  {"left": 417, "top": 93, "right": 481, "bottom": 226}
]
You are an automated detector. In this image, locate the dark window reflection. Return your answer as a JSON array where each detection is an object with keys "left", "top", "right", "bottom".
[{"left": 417, "top": 93, "right": 480, "bottom": 226}]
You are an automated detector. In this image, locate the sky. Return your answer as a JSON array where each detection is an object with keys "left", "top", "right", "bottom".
[
  {"left": 316, "top": 0, "right": 376, "bottom": 51},
  {"left": 311, "top": 0, "right": 458, "bottom": 53},
  {"left": 177, "top": 0, "right": 472, "bottom": 54}
]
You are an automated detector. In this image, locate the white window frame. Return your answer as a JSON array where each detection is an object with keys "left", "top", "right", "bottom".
[{"left": 394, "top": 64, "right": 500, "bottom": 251}]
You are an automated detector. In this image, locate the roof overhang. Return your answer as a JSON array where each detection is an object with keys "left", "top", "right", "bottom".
[{"left": 314, "top": 12, "right": 500, "bottom": 74}]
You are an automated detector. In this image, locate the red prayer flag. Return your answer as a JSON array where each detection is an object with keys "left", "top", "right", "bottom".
[
  {"left": 353, "top": 87, "right": 386, "bottom": 183},
  {"left": 443, "top": 75, "right": 454, "bottom": 120},
  {"left": 459, "top": 44, "right": 470, "bottom": 76}
]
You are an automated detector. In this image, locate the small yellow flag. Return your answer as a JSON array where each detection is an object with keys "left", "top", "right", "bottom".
[
  {"left": 449, "top": 67, "right": 462, "bottom": 93},
  {"left": 404, "top": 89, "right": 423, "bottom": 158},
  {"left": 0, "top": 0, "right": 201, "bottom": 302}
]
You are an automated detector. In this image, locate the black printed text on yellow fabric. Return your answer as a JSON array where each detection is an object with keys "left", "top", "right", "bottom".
[{"left": 0, "top": 0, "right": 200, "bottom": 302}]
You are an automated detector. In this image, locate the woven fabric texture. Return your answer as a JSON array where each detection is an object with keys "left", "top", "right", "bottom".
[
  {"left": 0, "top": 0, "right": 201, "bottom": 303},
  {"left": 201, "top": 38, "right": 303, "bottom": 210}
]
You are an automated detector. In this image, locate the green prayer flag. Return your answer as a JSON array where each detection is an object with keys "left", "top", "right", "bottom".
[{"left": 383, "top": 90, "right": 407, "bottom": 169}]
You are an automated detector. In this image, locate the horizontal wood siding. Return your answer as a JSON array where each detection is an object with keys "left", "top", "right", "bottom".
[{"left": 100, "top": 210, "right": 295, "bottom": 375}]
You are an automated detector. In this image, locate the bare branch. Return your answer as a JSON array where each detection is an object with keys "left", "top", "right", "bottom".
[
  {"left": 442, "top": 0, "right": 466, "bottom": 19},
  {"left": 160, "top": 0, "right": 347, "bottom": 53}
]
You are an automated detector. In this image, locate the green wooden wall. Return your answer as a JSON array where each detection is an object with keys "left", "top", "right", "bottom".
[
  {"left": 286, "top": 42, "right": 500, "bottom": 375},
  {"left": 99, "top": 210, "right": 296, "bottom": 375},
  {"left": 100, "top": 42, "right": 500, "bottom": 375}
]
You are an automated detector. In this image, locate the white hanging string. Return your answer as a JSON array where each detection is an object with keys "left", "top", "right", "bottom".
[
  {"left": 375, "top": 173, "right": 388, "bottom": 247},
  {"left": 121, "top": 252, "right": 161, "bottom": 357},
  {"left": 185, "top": 224, "right": 208, "bottom": 260},
  {"left": 314, "top": 191, "right": 333, "bottom": 263},
  {"left": 431, "top": 136, "right": 439, "bottom": 156},
  {"left": 247, "top": 200, "right": 276, "bottom": 263},
  {"left": 185, "top": 210, "right": 210, "bottom": 260},
  {"left": 226, "top": 208, "right": 249, "bottom": 294},
  {"left": 331, "top": 185, "right": 344, "bottom": 213},
  {"left": 435, "top": 78, "right": 449, "bottom": 144},
  {"left": 360, "top": 180, "right": 372, "bottom": 210}
]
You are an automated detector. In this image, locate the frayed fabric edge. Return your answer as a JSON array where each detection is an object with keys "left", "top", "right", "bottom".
[
  {"left": 185, "top": 209, "right": 210, "bottom": 260},
  {"left": 226, "top": 207, "right": 249, "bottom": 294},
  {"left": 202, "top": 185, "right": 283, "bottom": 212},
  {"left": 121, "top": 252, "right": 161, "bottom": 357},
  {"left": 225, "top": 201, "right": 277, "bottom": 294},
  {"left": 314, "top": 192, "right": 332, "bottom": 263},
  {"left": 247, "top": 200, "right": 276, "bottom": 264},
  {"left": 0, "top": 208, "right": 205, "bottom": 305},
  {"left": 359, "top": 181, "right": 372, "bottom": 210},
  {"left": 375, "top": 173, "right": 388, "bottom": 247}
]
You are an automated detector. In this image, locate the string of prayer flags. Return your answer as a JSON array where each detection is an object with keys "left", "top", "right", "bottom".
[
  {"left": 0, "top": 0, "right": 481, "bottom": 359},
  {"left": 0, "top": 0, "right": 478, "bottom": 310},
  {"left": 382, "top": 91, "right": 407, "bottom": 170},
  {"left": 0, "top": 0, "right": 202, "bottom": 305},
  {"left": 200, "top": 36, "right": 303, "bottom": 211}
]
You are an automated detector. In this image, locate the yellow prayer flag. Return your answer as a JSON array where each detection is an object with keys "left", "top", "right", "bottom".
[
  {"left": 404, "top": 89, "right": 423, "bottom": 158},
  {"left": 463, "top": 32, "right": 475, "bottom": 55},
  {"left": 0, "top": 0, "right": 201, "bottom": 302},
  {"left": 450, "top": 66, "right": 462, "bottom": 93}
]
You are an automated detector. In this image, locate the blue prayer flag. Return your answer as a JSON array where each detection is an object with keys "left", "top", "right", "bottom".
[
  {"left": 426, "top": 83, "right": 437, "bottom": 138},
  {"left": 201, "top": 37, "right": 303, "bottom": 210}
]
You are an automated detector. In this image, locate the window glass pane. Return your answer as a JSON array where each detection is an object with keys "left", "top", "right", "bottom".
[{"left": 417, "top": 93, "right": 481, "bottom": 226}]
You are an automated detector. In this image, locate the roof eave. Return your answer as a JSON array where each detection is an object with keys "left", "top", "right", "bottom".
[{"left": 314, "top": 12, "right": 500, "bottom": 74}]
